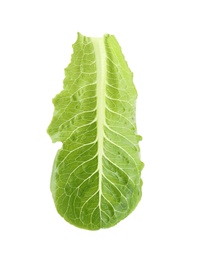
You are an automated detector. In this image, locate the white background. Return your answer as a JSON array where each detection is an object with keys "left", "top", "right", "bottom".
[{"left": 0, "top": 0, "right": 201, "bottom": 259}]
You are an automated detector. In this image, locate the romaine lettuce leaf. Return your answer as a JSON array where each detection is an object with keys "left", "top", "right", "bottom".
[{"left": 47, "top": 33, "right": 144, "bottom": 230}]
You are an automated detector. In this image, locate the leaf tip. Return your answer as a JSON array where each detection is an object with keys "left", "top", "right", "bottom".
[{"left": 77, "top": 32, "right": 83, "bottom": 39}]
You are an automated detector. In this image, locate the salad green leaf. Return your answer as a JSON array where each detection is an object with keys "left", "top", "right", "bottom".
[{"left": 47, "top": 33, "right": 143, "bottom": 230}]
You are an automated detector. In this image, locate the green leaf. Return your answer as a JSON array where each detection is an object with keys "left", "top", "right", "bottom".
[{"left": 47, "top": 33, "right": 144, "bottom": 230}]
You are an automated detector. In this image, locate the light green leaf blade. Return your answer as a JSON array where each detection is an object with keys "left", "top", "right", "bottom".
[{"left": 47, "top": 33, "right": 144, "bottom": 230}]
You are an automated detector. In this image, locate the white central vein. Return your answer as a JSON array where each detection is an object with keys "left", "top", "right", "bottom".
[{"left": 91, "top": 37, "right": 106, "bottom": 215}]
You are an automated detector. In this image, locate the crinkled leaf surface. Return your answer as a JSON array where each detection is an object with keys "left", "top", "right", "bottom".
[{"left": 47, "top": 33, "right": 143, "bottom": 230}]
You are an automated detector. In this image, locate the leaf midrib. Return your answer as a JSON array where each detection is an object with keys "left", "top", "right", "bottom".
[{"left": 91, "top": 37, "right": 106, "bottom": 217}]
